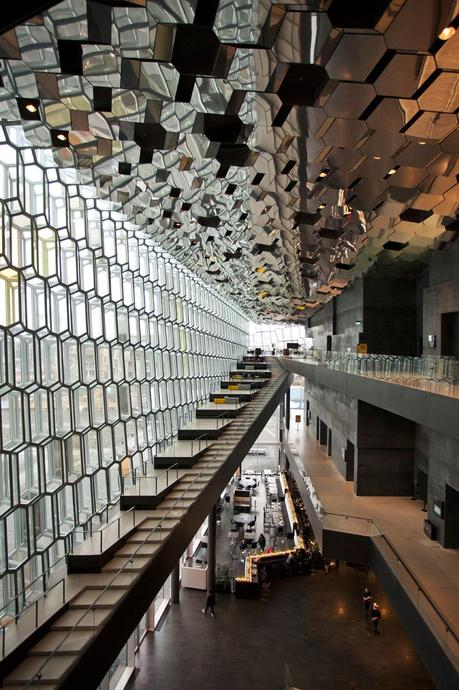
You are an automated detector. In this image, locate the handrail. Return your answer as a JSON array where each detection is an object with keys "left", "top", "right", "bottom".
[
  {"left": 25, "top": 448, "right": 222, "bottom": 686},
  {"left": 285, "top": 351, "right": 459, "bottom": 393},
  {"left": 325, "top": 509, "right": 459, "bottom": 645},
  {"left": 70, "top": 507, "right": 136, "bottom": 554},
  {"left": 17, "top": 358, "right": 276, "bottom": 687},
  {"left": 0, "top": 552, "right": 68, "bottom": 627},
  {"left": 0, "top": 577, "right": 66, "bottom": 658},
  {"left": 0, "top": 498, "right": 121, "bottom": 642},
  {"left": 286, "top": 436, "right": 459, "bottom": 651}
]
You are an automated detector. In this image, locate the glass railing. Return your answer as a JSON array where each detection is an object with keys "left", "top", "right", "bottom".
[
  {"left": 69, "top": 507, "right": 136, "bottom": 555},
  {"left": 121, "top": 464, "right": 180, "bottom": 496},
  {"left": 24, "top": 448, "right": 221, "bottom": 688},
  {"left": 288, "top": 445, "right": 325, "bottom": 521},
  {"left": 0, "top": 575, "right": 66, "bottom": 658},
  {"left": 288, "top": 351, "right": 459, "bottom": 392}
]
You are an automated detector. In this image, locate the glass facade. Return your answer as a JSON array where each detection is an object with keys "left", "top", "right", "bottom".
[
  {"left": 0, "top": 125, "right": 249, "bottom": 616},
  {"left": 248, "top": 322, "right": 311, "bottom": 351}
]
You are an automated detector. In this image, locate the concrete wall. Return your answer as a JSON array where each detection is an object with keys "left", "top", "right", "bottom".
[
  {"left": 307, "top": 281, "right": 363, "bottom": 352},
  {"left": 356, "top": 401, "right": 415, "bottom": 496},
  {"left": 307, "top": 300, "right": 334, "bottom": 352},
  {"left": 307, "top": 275, "right": 418, "bottom": 355},
  {"left": 363, "top": 276, "right": 417, "bottom": 355},
  {"left": 420, "top": 427, "right": 459, "bottom": 547},
  {"left": 304, "top": 379, "right": 358, "bottom": 480},
  {"left": 421, "top": 241, "right": 459, "bottom": 356}
]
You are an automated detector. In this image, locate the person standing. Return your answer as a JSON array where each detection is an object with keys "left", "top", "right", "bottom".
[
  {"left": 370, "top": 602, "right": 381, "bottom": 635},
  {"left": 201, "top": 589, "right": 216, "bottom": 618},
  {"left": 362, "top": 587, "right": 372, "bottom": 619},
  {"left": 258, "top": 532, "right": 266, "bottom": 550}
]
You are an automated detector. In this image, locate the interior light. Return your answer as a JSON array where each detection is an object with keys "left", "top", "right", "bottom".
[
  {"left": 318, "top": 171, "right": 328, "bottom": 178},
  {"left": 418, "top": 141, "right": 426, "bottom": 145},
  {"left": 438, "top": 25, "right": 455, "bottom": 40},
  {"left": 372, "top": 156, "right": 381, "bottom": 160},
  {"left": 387, "top": 168, "right": 397, "bottom": 175},
  {"left": 56, "top": 133, "right": 68, "bottom": 141},
  {"left": 25, "top": 103, "right": 38, "bottom": 113},
  {"left": 318, "top": 204, "right": 325, "bottom": 210}
]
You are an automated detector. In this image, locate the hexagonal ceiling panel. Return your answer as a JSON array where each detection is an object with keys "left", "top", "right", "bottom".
[{"left": 0, "top": 0, "right": 458, "bottom": 320}]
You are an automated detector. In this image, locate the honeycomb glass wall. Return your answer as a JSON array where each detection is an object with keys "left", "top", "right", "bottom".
[{"left": 0, "top": 125, "right": 249, "bottom": 617}]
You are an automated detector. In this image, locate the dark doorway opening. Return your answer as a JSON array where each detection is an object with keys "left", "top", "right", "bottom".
[
  {"left": 319, "top": 420, "right": 328, "bottom": 446},
  {"left": 444, "top": 484, "right": 459, "bottom": 549},
  {"left": 416, "top": 468, "right": 428, "bottom": 510},
  {"left": 441, "top": 311, "right": 459, "bottom": 359},
  {"left": 306, "top": 400, "right": 310, "bottom": 426},
  {"left": 316, "top": 417, "right": 320, "bottom": 441},
  {"left": 327, "top": 429, "right": 332, "bottom": 456},
  {"left": 345, "top": 440, "right": 355, "bottom": 481},
  {"left": 326, "top": 335, "right": 332, "bottom": 352}
]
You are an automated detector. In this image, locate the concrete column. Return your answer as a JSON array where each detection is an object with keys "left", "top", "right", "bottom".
[
  {"left": 171, "top": 561, "right": 180, "bottom": 604},
  {"left": 207, "top": 503, "right": 217, "bottom": 592}
]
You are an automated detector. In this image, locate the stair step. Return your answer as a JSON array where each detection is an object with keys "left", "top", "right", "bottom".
[
  {"left": 4, "top": 654, "right": 77, "bottom": 685},
  {"left": 116, "top": 542, "right": 160, "bottom": 556},
  {"left": 51, "top": 608, "right": 110, "bottom": 631},
  {"left": 102, "top": 555, "right": 150, "bottom": 572},
  {"left": 29, "top": 630, "right": 95, "bottom": 656},
  {"left": 70, "top": 588, "right": 126, "bottom": 608}
]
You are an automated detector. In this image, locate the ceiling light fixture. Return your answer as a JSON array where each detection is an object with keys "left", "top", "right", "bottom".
[
  {"left": 25, "top": 103, "right": 38, "bottom": 113},
  {"left": 318, "top": 204, "right": 326, "bottom": 210},
  {"left": 56, "top": 133, "right": 68, "bottom": 141},
  {"left": 318, "top": 171, "right": 328, "bottom": 178},
  {"left": 372, "top": 156, "right": 381, "bottom": 160},
  {"left": 418, "top": 141, "right": 426, "bottom": 145},
  {"left": 387, "top": 168, "right": 397, "bottom": 175},
  {"left": 438, "top": 25, "right": 456, "bottom": 40}
]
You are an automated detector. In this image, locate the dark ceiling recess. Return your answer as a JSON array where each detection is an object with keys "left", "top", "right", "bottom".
[
  {"left": 58, "top": 40, "right": 83, "bottom": 76},
  {"left": 383, "top": 240, "right": 410, "bottom": 251},
  {"left": 335, "top": 263, "right": 355, "bottom": 270},
  {"left": 328, "top": 0, "right": 393, "bottom": 29},
  {"left": 399, "top": 209, "right": 433, "bottom": 223},
  {"left": 93, "top": 86, "right": 112, "bottom": 113},
  {"left": 0, "top": 2, "right": 61, "bottom": 34},
  {"left": 274, "top": 63, "right": 329, "bottom": 106}
]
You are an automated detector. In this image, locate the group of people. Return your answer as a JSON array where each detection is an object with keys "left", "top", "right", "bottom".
[
  {"left": 239, "top": 532, "right": 266, "bottom": 554},
  {"left": 363, "top": 587, "right": 382, "bottom": 635}
]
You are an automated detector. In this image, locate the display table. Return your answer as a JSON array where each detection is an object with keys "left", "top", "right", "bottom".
[
  {"left": 181, "top": 560, "right": 207, "bottom": 590},
  {"left": 238, "top": 477, "right": 257, "bottom": 489},
  {"left": 232, "top": 513, "right": 256, "bottom": 526}
]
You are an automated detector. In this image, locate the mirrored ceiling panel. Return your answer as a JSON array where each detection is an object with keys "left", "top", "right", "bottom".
[{"left": 0, "top": 0, "right": 458, "bottom": 320}]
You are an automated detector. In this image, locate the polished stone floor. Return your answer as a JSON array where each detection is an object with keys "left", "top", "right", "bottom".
[{"left": 130, "top": 564, "right": 436, "bottom": 690}]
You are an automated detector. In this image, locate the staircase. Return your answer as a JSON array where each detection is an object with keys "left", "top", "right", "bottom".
[{"left": 0, "top": 355, "right": 292, "bottom": 689}]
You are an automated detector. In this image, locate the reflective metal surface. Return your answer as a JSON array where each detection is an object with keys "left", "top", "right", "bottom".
[{"left": 0, "top": 0, "right": 458, "bottom": 319}]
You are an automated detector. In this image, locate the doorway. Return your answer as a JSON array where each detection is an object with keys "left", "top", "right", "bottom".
[
  {"left": 327, "top": 429, "right": 332, "bottom": 457},
  {"left": 319, "top": 420, "right": 328, "bottom": 446},
  {"left": 444, "top": 484, "right": 459, "bottom": 549},
  {"left": 416, "top": 469, "right": 428, "bottom": 509},
  {"left": 345, "top": 440, "right": 355, "bottom": 482},
  {"left": 441, "top": 311, "right": 459, "bottom": 359}
]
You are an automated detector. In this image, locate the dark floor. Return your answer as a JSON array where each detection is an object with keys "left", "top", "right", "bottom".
[{"left": 131, "top": 565, "right": 436, "bottom": 690}]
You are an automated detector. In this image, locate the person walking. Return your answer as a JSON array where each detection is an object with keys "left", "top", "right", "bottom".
[
  {"left": 362, "top": 587, "right": 372, "bottom": 619},
  {"left": 201, "top": 589, "right": 216, "bottom": 618},
  {"left": 370, "top": 601, "right": 381, "bottom": 635},
  {"left": 258, "top": 532, "right": 266, "bottom": 550}
]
